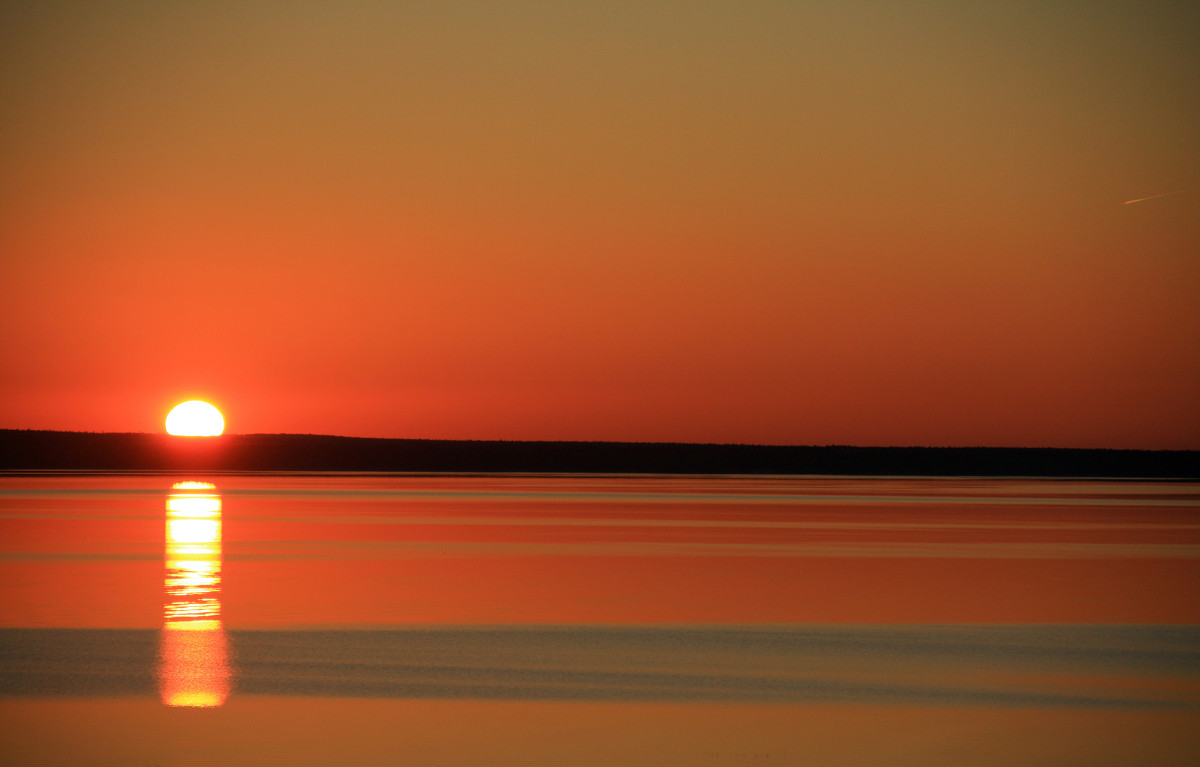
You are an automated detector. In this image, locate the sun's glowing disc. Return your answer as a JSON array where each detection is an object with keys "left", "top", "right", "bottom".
[{"left": 165, "top": 401, "right": 225, "bottom": 437}]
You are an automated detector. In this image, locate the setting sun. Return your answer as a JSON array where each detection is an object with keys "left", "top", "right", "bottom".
[{"left": 165, "top": 401, "right": 225, "bottom": 437}]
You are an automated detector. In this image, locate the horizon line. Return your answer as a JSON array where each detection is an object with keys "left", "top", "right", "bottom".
[{"left": 1, "top": 428, "right": 1195, "bottom": 453}]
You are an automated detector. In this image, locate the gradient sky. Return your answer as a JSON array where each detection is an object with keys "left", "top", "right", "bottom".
[{"left": 2, "top": 1, "right": 1197, "bottom": 447}]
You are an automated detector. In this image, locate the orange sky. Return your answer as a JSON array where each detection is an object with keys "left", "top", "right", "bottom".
[{"left": 2, "top": 2, "right": 1197, "bottom": 447}]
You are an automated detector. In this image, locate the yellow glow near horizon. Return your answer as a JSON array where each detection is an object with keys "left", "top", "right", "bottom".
[{"left": 165, "top": 400, "right": 225, "bottom": 436}]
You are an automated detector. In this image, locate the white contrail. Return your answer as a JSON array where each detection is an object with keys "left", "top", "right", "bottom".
[{"left": 1123, "top": 187, "right": 1194, "bottom": 205}]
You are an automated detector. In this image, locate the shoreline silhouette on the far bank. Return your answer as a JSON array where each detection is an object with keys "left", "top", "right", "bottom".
[{"left": 1, "top": 430, "right": 1196, "bottom": 478}]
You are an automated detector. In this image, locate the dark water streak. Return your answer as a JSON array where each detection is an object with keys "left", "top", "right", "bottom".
[{"left": 4, "top": 625, "right": 1198, "bottom": 708}]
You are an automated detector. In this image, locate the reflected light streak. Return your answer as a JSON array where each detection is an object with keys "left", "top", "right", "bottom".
[
  {"left": 167, "top": 496, "right": 222, "bottom": 517},
  {"left": 158, "top": 481, "right": 232, "bottom": 707}
]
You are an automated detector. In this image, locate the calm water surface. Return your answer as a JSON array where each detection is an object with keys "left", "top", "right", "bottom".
[{"left": 1, "top": 473, "right": 1198, "bottom": 765}]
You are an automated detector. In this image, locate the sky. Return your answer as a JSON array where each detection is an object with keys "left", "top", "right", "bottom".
[{"left": 1, "top": 1, "right": 1197, "bottom": 448}]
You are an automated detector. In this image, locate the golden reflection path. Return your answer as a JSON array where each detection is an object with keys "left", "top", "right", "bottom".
[{"left": 158, "top": 481, "right": 232, "bottom": 707}]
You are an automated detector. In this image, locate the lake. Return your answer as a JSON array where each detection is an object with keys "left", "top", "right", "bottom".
[{"left": 2, "top": 473, "right": 1198, "bottom": 765}]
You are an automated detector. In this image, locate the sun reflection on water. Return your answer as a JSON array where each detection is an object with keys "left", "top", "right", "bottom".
[{"left": 158, "top": 481, "right": 232, "bottom": 707}]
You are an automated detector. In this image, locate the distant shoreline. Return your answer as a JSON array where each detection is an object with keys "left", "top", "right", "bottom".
[{"left": 1, "top": 430, "right": 1196, "bottom": 478}]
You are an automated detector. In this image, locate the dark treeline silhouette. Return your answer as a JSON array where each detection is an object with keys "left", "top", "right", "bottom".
[{"left": 1, "top": 430, "right": 1196, "bottom": 477}]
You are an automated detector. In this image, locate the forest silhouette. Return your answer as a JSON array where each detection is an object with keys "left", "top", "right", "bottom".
[{"left": 1, "top": 430, "right": 1196, "bottom": 478}]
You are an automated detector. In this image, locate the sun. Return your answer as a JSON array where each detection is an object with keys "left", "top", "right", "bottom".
[{"left": 165, "top": 401, "right": 225, "bottom": 437}]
